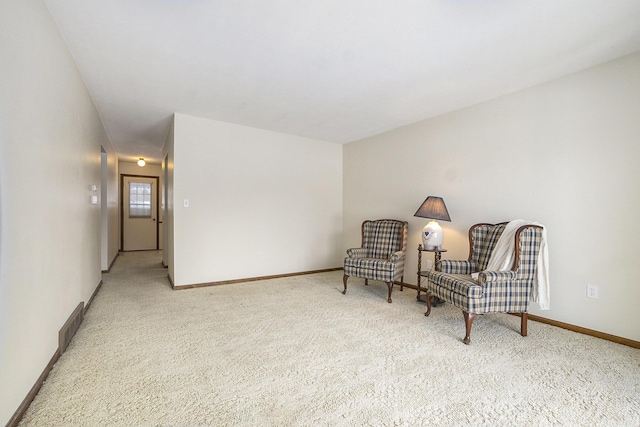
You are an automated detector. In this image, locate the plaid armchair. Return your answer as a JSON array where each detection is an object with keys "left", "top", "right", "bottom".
[
  {"left": 343, "top": 219, "right": 408, "bottom": 303},
  {"left": 423, "top": 222, "right": 544, "bottom": 344}
]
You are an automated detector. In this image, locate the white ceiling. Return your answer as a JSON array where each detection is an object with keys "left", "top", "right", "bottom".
[{"left": 44, "top": 0, "right": 640, "bottom": 164}]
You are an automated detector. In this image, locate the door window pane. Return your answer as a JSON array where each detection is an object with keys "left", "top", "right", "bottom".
[{"left": 129, "top": 182, "right": 152, "bottom": 218}]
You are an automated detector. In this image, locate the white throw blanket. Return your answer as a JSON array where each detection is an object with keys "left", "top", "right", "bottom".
[{"left": 471, "top": 220, "right": 550, "bottom": 310}]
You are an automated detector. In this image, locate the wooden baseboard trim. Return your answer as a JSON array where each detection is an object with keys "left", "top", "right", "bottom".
[
  {"left": 85, "top": 280, "right": 103, "bottom": 314},
  {"left": 525, "top": 313, "right": 640, "bottom": 349},
  {"left": 6, "top": 349, "right": 59, "bottom": 427},
  {"left": 172, "top": 267, "right": 343, "bottom": 290}
]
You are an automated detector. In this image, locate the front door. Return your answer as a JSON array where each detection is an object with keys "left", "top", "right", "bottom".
[{"left": 122, "top": 175, "right": 158, "bottom": 251}]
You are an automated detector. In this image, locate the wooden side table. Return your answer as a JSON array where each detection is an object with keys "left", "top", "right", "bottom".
[{"left": 416, "top": 244, "right": 446, "bottom": 302}]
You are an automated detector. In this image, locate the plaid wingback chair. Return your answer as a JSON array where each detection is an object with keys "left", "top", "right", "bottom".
[
  {"left": 343, "top": 219, "right": 408, "bottom": 303},
  {"left": 424, "top": 222, "right": 544, "bottom": 344}
]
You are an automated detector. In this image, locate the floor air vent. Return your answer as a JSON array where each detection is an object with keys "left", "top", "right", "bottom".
[{"left": 59, "top": 302, "right": 84, "bottom": 354}]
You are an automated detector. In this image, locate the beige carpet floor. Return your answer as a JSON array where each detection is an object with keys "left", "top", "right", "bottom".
[{"left": 19, "top": 251, "right": 640, "bottom": 426}]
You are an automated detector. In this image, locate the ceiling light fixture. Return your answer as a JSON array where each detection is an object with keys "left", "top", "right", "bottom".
[{"left": 137, "top": 157, "right": 146, "bottom": 167}]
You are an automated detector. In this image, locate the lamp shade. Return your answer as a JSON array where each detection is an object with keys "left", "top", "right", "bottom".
[
  {"left": 413, "top": 196, "right": 451, "bottom": 221},
  {"left": 414, "top": 196, "right": 451, "bottom": 250}
]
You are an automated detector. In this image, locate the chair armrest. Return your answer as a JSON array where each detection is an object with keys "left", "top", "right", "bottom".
[
  {"left": 439, "top": 260, "right": 477, "bottom": 274},
  {"left": 389, "top": 250, "right": 405, "bottom": 263},
  {"left": 346, "top": 248, "right": 368, "bottom": 258},
  {"left": 476, "top": 270, "right": 518, "bottom": 283}
]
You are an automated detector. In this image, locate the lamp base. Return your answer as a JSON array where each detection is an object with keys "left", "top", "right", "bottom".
[{"left": 422, "top": 220, "right": 443, "bottom": 250}]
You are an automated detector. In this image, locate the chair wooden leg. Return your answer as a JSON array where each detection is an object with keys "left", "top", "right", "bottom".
[
  {"left": 364, "top": 278, "right": 368, "bottom": 286},
  {"left": 400, "top": 275, "right": 404, "bottom": 291},
  {"left": 424, "top": 291, "right": 432, "bottom": 316},
  {"left": 385, "top": 281, "right": 393, "bottom": 303},
  {"left": 521, "top": 312, "right": 528, "bottom": 337},
  {"left": 463, "top": 311, "right": 476, "bottom": 345},
  {"left": 342, "top": 274, "right": 348, "bottom": 294}
]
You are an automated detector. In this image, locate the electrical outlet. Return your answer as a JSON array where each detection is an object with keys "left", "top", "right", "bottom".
[
  {"left": 586, "top": 285, "right": 599, "bottom": 299},
  {"left": 258, "top": 252, "right": 264, "bottom": 260},
  {"left": 425, "top": 260, "right": 433, "bottom": 270}
]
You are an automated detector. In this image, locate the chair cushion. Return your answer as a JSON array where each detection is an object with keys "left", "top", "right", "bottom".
[
  {"left": 344, "top": 257, "right": 395, "bottom": 272},
  {"left": 425, "top": 272, "right": 483, "bottom": 299},
  {"left": 426, "top": 271, "right": 532, "bottom": 314},
  {"left": 344, "top": 257, "right": 396, "bottom": 282}
]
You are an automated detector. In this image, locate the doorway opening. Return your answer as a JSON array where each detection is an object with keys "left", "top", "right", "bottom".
[{"left": 120, "top": 174, "right": 160, "bottom": 251}]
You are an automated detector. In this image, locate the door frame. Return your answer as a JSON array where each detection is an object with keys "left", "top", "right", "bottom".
[{"left": 120, "top": 174, "right": 160, "bottom": 251}]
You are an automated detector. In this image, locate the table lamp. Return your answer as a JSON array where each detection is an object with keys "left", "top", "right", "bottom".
[{"left": 414, "top": 196, "right": 451, "bottom": 249}]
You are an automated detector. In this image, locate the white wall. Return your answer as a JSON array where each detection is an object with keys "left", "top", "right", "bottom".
[
  {"left": 344, "top": 52, "right": 640, "bottom": 341},
  {"left": 119, "top": 160, "right": 163, "bottom": 177},
  {"left": 101, "top": 148, "right": 119, "bottom": 270},
  {"left": 163, "top": 119, "right": 175, "bottom": 275},
  {"left": 0, "top": 1, "right": 112, "bottom": 423},
  {"left": 168, "top": 114, "right": 343, "bottom": 286}
]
